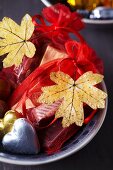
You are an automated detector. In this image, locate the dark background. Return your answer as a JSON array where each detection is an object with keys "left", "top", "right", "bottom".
[{"left": 0, "top": 0, "right": 113, "bottom": 169}]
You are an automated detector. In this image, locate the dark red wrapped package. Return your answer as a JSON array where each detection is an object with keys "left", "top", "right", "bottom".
[
  {"left": 1, "top": 55, "right": 41, "bottom": 89},
  {"left": 38, "top": 118, "right": 80, "bottom": 154},
  {"left": 37, "top": 106, "right": 96, "bottom": 154},
  {"left": 26, "top": 100, "right": 62, "bottom": 128}
]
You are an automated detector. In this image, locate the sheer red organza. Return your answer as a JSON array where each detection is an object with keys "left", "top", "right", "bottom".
[{"left": 5, "top": 3, "right": 104, "bottom": 154}]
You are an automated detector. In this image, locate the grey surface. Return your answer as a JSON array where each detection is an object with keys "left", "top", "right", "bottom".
[{"left": 0, "top": 0, "right": 113, "bottom": 169}]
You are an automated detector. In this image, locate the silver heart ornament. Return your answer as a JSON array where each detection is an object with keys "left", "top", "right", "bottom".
[{"left": 2, "top": 118, "right": 40, "bottom": 154}]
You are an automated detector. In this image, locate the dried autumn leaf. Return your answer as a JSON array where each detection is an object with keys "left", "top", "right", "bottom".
[
  {"left": 0, "top": 14, "right": 36, "bottom": 67},
  {"left": 39, "top": 71, "right": 107, "bottom": 127}
]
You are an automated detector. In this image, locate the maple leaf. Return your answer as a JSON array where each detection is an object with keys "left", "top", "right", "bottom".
[
  {"left": 0, "top": 14, "right": 36, "bottom": 68},
  {"left": 39, "top": 71, "right": 107, "bottom": 127}
]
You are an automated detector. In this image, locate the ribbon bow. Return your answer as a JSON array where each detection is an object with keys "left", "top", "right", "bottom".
[{"left": 32, "top": 3, "right": 85, "bottom": 44}]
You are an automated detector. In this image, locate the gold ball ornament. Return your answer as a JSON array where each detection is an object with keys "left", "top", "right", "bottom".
[{"left": 0, "top": 110, "right": 22, "bottom": 139}]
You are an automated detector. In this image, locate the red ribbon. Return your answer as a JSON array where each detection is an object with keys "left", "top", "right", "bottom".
[{"left": 9, "top": 57, "right": 97, "bottom": 128}]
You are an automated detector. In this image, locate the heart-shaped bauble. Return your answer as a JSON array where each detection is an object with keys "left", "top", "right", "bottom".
[{"left": 2, "top": 118, "right": 40, "bottom": 154}]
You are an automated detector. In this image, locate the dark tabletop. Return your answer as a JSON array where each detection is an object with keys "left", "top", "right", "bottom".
[{"left": 0, "top": 0, "right": 113, "bottom": 169}]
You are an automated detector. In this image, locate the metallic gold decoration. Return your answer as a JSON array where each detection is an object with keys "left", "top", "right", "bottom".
[
  {"left": 67, "top": 0, "right": 113, "bottom": 10},
  {"left": 0, "top": 110, "right": 20, "bottom": 139},
  {"left": 67, "top": 0, "right": 76, "bottom": 6},
  {"left": 0, "top": 14, "right": 36, "bottom": 68},
  {"left": 39, "top": 71, "right": 107, "bottom": 128}
]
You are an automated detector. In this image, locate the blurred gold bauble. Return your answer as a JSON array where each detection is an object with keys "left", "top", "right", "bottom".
[
  {"left": 67, "top": 0, "right": 113, "bottom": 11},
  {"left": 0, "top": 110, "right": 22, "bottom": 139}
]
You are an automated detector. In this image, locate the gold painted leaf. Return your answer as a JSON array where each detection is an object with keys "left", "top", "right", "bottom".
[
  {"left": 0, "top": 14, "right": 36, "bottom": 67},
  {"left": 39, "top": 71, "right": 107, "bottom": 127}
]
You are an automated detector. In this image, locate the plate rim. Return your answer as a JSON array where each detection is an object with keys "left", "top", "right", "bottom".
[{"left": 83, "top": 18, "right": 113, "bottom": 24}]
